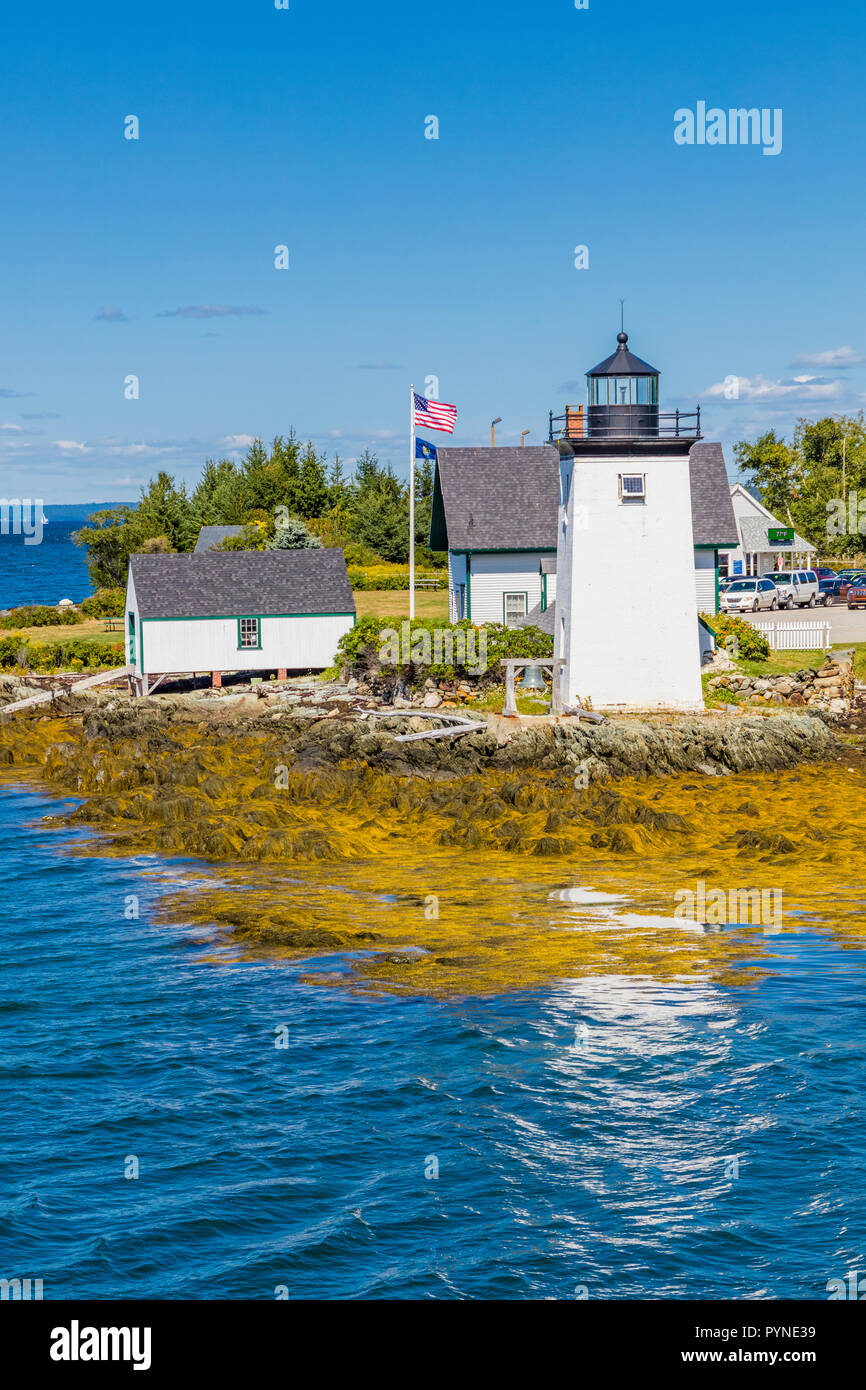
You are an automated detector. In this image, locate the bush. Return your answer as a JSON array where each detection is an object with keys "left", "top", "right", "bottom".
[
  {"left": 0, "top": 605, "right": 84, "bottom": 629},
  {"left": 336, "top": 617, "right": 552, "bottom": 685},
  {"left": 347, "top": 565, "right": 446, "bottom": 590},
  {"left": 0, "top": 637, "right": 125, "bottom": 673},
  {"left": 81, "top": 588, "right": 126, "bottom": 618},
  {"left": 701, "top": 612, "right": 770, "bottom": 661}
]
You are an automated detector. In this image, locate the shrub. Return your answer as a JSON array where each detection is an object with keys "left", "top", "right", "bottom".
[
  {"left": 701, "top": 612, "right": 770, "bottom": 662},
  {"left": 81, "top": 588, "right": 126, "bottom": 618},
  {"left": 0, "top": 605, "right": 84, "bottom": 629},
  {"left": 336, "top": 617, "right": 553, "bottom": 685},
  {"left": 0, "top": 637, "right": 124, "bottom": 673}
]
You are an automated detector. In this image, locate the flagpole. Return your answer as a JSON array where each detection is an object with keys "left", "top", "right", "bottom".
[{"left": 409, "top": 383, "right": 416, "bottom": 621}]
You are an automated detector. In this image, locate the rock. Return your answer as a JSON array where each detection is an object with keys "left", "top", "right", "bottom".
[
  {"left": 423, "top": 691, "right": 443, "bottom": 709},
  {"left": 345, "top": 677, "right": 359, "bottom": 692},
  {"left": 423, "top": 678, "right": 436, "bottom": 690},
  {"left": 56, "top": 598, "right": 75, "bottom": 609},
  {"left": 829, "top": 699, "right": 848, "bottom": 714}
]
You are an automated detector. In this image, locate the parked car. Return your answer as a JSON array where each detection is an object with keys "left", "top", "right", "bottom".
[
  {"left": 721, "top": 577, "right": 779, "bottom": 613},
  {"left": 814, "top": 567, "right": 837, "bottom": 581},
  {"left": 839, "top": 572, "right": 866, "bottom": 599},
  {"left": 819, "top": 576, "right": 843, "bottom": 603},
  {"left": 847, "top": 577, "right": 866, "bottom": 609},
  {"left": 763, "top": 570, "right": 821, "bottom": 608}
]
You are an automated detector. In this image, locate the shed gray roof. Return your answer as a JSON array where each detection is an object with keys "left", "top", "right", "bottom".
[
  {"left": 688, "top": 443, "right": 738, "bottom": 546},
  {"left": 431, "top": 446, "right": 560, "bottom": 551},
  {"left": 433, "top": 440, "right": 738, "bottom": 551},
  {"left": 129, "top": 549, "right": 355, "bottom": 620},
  {"left": 738, "top": 515, "right": 811, "bottom": 554},
  {"left": 194, "top": 525, "right": 244, "bottom": 552}
]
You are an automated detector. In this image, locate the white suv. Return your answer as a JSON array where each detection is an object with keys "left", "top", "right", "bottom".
[
  {"left": 762, "top": 570, "right": 822, "bottom": 608},
  {"left": 721, "top": 577, "right": 779, "bottom": 613}
]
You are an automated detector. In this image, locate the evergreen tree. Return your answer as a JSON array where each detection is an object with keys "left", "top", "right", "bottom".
[{"left": 268, "top": 517, "right": 323, "bottom": 549}]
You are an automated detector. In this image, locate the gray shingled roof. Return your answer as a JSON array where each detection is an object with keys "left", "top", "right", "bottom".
[
  {"left": 433, "top": 441, "right": 737, "bottom": 551},
  {"left": 194, "top": 525, "right": 244, "bottom": 552},
  {"left": 688, "top": 443, "right": 738, "bottom": 546},
  {"left": 738, "top": 515, "right": 810, "bottom": 554},
  {"left": 517, "top": 600, "right": 556, "bottom": 636},
  {"left": 432, "top": 446, "right": 560, "bottom": 551},
  {"left": 129, "top": 549, "right": 355, "bottom": 619}
]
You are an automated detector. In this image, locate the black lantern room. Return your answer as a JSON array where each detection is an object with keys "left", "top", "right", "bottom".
[{"left": 586, "top": 331, "right": 659, "bottom": 439}]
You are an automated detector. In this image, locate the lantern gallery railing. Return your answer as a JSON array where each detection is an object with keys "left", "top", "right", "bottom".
[{"left": 547, "top": 407, "right": 702, "bottom": 442}]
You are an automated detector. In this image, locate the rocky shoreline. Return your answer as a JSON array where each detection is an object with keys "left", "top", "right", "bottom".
[{"left": 0, "top": 672, "right": 845, "bottom": 783}]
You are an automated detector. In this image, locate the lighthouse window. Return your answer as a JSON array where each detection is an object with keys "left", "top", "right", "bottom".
[{"left": 619, "top": 473, "right": 646, "bottom": 504}]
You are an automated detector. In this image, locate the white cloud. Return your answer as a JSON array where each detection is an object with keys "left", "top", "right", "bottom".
[
  {"left": 95, "top": 305, "right": 128, "bottom": 323},
  {"left": 1, "top": 422, "right": 23, "bottom": 431},
  {"left": 704, "top": 374, "right": 844, "bottom": 403},
  {"left": 55, "top": 439, "right": 91, "bottom": 451},
  {"left": 790, "top": 346, "right": 866, "bottom": 369},
  {"left": 221, "top": 434, "right": 256, "bottom": 448}
]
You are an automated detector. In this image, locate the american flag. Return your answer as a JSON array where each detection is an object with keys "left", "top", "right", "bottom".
[{"left": 413, "top": 391, "right": 457, "bottom": 433}]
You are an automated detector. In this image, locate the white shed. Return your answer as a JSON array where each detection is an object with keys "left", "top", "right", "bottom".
[{"left": 125, "top": 549, "right": 356, "bottom": 694}]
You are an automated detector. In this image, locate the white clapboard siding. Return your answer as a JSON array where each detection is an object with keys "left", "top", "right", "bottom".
[
  {"left": 753, "top": 620, "right": 831, "bottom": 651},
  {"left": 137, "top": 613, "right": 354, "bottom": 675},
  {"left": 468, "top": 552, "right": 548, "bottom": 625},
  {"left": 694, "top": 551, "right": 716, "bottom": 613}
]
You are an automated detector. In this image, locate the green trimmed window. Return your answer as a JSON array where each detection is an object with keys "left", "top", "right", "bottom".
[{"left": 238, "top": 616, "right": 261, "bottom": 650}]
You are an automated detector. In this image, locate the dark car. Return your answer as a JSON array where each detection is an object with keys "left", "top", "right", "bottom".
[
  {"left": 814, "top": 567, "right": 837, "bottom": 580},
  {"left": 819, "top": 577, "right": 842, "bottom": 602},
  {"left": 847, "top": 577, "right": 866, "bottom": 609}
]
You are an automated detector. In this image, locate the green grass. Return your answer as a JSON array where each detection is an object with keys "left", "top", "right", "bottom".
[
  {"left": 351, "top": 590, "right": 449, "bottom": 620},
  {"left": 8, "top": 618, "right": 124, "bottom": 649}
]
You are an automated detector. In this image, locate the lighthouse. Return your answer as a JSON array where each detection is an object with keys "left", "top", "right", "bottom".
[{"left": 551, "top": 331, "right": 706, "bottom": 712}]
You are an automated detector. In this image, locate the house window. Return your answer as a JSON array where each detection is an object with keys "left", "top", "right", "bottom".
[
  {"left": 238, "top": 616, "right": 261, "bottom": 649},
  {"left": 504, "top": 592, "right": 528, "bottom": 626},
  {"left": 561, "top": 469, "right": 571, "bottom": 507},
  {"left": 619, "top": 473, "right": 646, "bottom": 504},
  {"left": 128, "top": 612, "right": 135, "bottom": 664}
]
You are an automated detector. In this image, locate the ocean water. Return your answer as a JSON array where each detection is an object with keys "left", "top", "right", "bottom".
[
  {"left": 0, "top": 504, "right": 120, "bottom": 609},
  {"left": 2, "top": 784, "right": 866, "bottom": 1300}
]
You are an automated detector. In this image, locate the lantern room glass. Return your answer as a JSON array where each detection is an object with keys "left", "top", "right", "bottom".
[{"left": 589, "top": 375, "right": 658, "bottom": 406}]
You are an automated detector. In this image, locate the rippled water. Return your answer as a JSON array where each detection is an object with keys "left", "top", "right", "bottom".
[{"left": 2, "top": 784, "right": 866, "bottom": 1300}]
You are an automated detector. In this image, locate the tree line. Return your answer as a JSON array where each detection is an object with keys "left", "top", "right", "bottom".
[
  {"left": 75, "top": 434, "right": 438, "bottom": 588},
  {"left": 735, "top": 412, "right": 866, "bottom": 555}
]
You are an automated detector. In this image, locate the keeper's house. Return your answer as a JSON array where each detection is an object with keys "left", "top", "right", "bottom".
[
  {"left": 430, "top": 441, "right": 736, "bottom": 625},
  {"left": 124, "top": 549, "right": 355, "bottom": 695}
]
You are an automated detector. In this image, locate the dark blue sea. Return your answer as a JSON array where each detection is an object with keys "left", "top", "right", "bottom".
[
  {"left": 1, "top": 783, "right": 866, "bottom": 1300},
  {"left": 0, "top": 504, "right": 121, "bottom": 609}
]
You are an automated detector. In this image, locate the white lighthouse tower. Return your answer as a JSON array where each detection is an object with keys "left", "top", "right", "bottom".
[{"left": 553, "top": 331, "right": 705, "bottom": 712}]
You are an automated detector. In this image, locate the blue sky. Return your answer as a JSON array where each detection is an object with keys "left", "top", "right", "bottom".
[{"left": 1, "top": 0, "right": 864, "bottom": 503}]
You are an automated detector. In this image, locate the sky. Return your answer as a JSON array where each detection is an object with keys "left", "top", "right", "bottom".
[{"left": 1, "top": 0, "right": 865, "bottom": 503}]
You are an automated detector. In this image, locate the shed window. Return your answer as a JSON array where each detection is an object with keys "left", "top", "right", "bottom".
[
  {"left": 238, "top": 616, "right": 261, "bottom": 649},
  {"left": 619, "top": 473, "right": 646, "bottom": 504}
]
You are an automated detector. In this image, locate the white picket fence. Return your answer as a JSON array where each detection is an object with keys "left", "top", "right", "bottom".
[{"left": 752, "top": 620, "right": 831, "bottom": 651}]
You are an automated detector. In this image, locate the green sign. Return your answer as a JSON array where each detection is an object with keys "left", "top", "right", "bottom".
[{"left": 768, "top": 527, "right": 794, "bottom": 544}]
